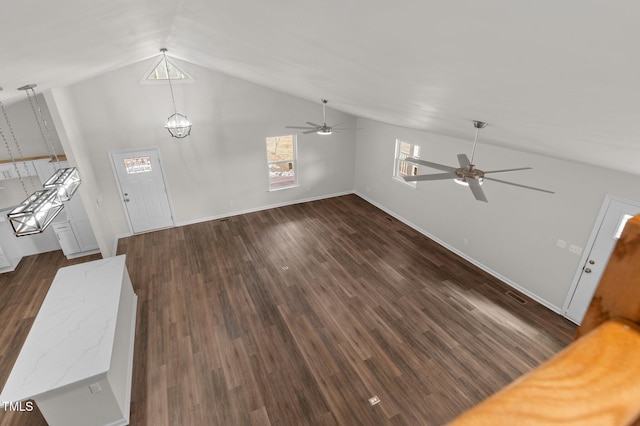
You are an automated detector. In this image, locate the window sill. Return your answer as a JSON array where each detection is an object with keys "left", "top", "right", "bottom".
[
  {"left": 268, "top": 184, "right": 300, "bottom": 192},
  {"left": 392, "top": 176, "right": 417, "bottom": 189}
]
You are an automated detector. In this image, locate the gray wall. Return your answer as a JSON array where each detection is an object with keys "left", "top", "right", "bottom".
[
  {"left": 353, "top": 118, "right": 640, "bottom": 311},
  {"left": 38, "top": 58, "right": 640, "bottom": 314},
  {"left": 47, "top": 57, "right": 357, "bottom": 256},
  {"left": 0, "top": 93, "right": 64, "bottom": 161}
]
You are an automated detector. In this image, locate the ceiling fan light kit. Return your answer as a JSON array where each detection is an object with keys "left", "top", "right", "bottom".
[
  {"left": 286, "top": 99, "right": 354, "bottom": 135},
  {"left": 403, "top": 120, "right": 554, "bottom": 202}
]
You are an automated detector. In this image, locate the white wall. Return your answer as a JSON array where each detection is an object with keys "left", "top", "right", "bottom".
[
  {"left": 354, "top": 118, "right": 640, "bottom": 310},
  {"left": 48, "top": 57, "right": 357, "bottom": 254}
]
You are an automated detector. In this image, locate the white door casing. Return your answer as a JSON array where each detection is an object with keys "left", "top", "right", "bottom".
[
  {"left": 110, "top": 149, "right": 174, "bottom": 234},
  {"left": 563, "top": 195, "right": 640, "bottom": 324}
]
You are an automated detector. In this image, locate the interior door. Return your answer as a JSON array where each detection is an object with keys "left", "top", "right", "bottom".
[
  {"left": 110, "top": 149, "right": 174, "bottom": 234},
  {"left": 564, "top": 197, "right": 640, "bottom": 323}
]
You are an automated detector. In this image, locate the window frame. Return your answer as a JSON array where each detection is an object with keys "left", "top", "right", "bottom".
[
  {"left": 393, "top": 139, "right": 420, "bottom": 187},
  {"left": 266, "top": 134, "right": 299, "bottom": 191}
]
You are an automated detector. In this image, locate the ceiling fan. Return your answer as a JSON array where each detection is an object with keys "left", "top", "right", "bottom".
[
  {"left": 286, "top": 99, "right": 347, "bottom": 135},
  {"left": 403, "top": 121, "right": 554, "bottom": 202}
]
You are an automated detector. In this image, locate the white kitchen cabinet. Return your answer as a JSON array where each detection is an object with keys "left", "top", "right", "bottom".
[
  {"left": 0, "top": 161, "right": 37, "bottom": 180},
  {"left": 52, "top": 221, "right": 81, "bottom": 257},
  {"left": 0, "top": 244, "right": 10, "bottom": 269}
]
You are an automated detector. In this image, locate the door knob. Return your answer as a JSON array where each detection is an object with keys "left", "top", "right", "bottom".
[
  {"left": 584, "top": 268, "right": 592, "bottom": 273},
  {"left": 589, "top": 260, "right": 595, "bottom": 265},
  {"left": 124, "top": 198, "right": 130, "bottom": 202}
]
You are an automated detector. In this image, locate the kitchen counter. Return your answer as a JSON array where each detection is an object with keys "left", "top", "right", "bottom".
[{"left": 0, "top": 255, "right": 137, "bottom": 425}]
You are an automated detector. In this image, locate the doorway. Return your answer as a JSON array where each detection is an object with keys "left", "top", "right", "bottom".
[
  {"left": 563, "top": 195, "right": 640, "bottom": 324},
  {"left": 110, "top": 148, "right": 174, "bottom": 234}
]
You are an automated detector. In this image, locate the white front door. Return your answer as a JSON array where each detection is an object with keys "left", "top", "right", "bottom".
[
  {"left": 563, "top": 196, "right": 640, "bottom": 323},
  {"left": 110, "top": 149, "right": 174, "bottom": 234}
]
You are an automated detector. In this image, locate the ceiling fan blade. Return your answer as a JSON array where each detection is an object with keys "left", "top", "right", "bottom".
[
  {"left": 467, "top": 179, "right": 488, "bottom": 202},
  {"left": 306, "top": 122, "right": 322, "bottom": 127},
  {"left": 457, "top": 154, "right": 471, "bottom": 168},
  {"left": 286, "top": 126, "right": 316, "bottom": 130},
  {"left": 484, "top": 177, "right": 555, "bottom": 194},
  {"left": 302, "top": 129, "right": 319, "bottom": 134},
  {"left": 402, "top": 157, "right": 457, "bottom": 172},
  {"left": 403, "top": 172, "right": 456, "bottom": 182},
  {"left": 484, "top": 167, "right": 532, "bottom": 174}
]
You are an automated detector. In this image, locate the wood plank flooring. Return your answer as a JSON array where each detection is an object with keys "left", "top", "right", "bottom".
[{"left": 0, "top": 194, "right": 576, "bottom": 425}]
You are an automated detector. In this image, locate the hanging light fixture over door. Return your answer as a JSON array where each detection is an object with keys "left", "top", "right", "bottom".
[
  {"left": 18, "top": 84, "right": 81, "bottom": 201},
  {"left": 1, "top": 89, "right": 63, "bottom": 236},
  {"left": 160, "top": 48, "right": 192, "bottom": 138}
]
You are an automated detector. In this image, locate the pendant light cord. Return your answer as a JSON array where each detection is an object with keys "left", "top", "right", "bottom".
[
  {"left": 23, "top": 86, "right": 60, "bottom": 165},
  {"left": 161, "top": 49, "right": 178, "bottom": 116},
  {"left": 0, "top": 99, "right": 30, "bottom": 196}
]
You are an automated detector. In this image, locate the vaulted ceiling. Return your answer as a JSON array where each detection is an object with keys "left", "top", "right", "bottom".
[{"left": 2, "top": 1, "right": 638, "bottom": 175}]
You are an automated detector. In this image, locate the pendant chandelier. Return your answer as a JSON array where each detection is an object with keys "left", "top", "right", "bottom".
[
  {"left": 7, "top": 189, "right": 64, "bottom": 236},
  {"left": 160, "top": 48, "right": 192, "bottom": 138},
  {"left": 19, "top": 84, "right": 81, "bottom": 202},
  {"left": 1, "top": 88, "right": 64, "bottom": 236}
]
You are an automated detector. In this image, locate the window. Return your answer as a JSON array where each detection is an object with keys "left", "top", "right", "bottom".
[
  {"left": 123, "top": 157, "right": 152, "bottom": 174},
  {"left": 147, "top": 58, "right": 189, "bottom": 81},
  {"left": 266, "top": 134, "right": 297, "bottom": 190},
  {"left": 139, "top": 57, "right": 194, "bottom": 85},
  {"left": 614, "top": 214, "right": 634, "bottom": 240},
  {"left": 393, "top": 139, "right": 420, "bottom": 186}
]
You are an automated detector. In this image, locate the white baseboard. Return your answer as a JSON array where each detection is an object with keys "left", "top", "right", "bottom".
[
  {"left": 175, "top": 190, "right": 355, "bottom": 227},
  {"left": 354, "top": 191, "right": 562, "bottom": 314}
]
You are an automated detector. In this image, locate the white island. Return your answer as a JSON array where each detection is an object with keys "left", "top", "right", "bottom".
[{"left": 0, "top": 255, "right": 137, "bottom": 426}]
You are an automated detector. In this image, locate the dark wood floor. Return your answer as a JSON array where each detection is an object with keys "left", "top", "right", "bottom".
[{"left": 0, "top": 194, "right": 576, "bottom": 425}]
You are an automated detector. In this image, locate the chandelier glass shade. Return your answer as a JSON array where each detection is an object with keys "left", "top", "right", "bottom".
[
  {"left": 43, "top": 167, "right": 81, "bottom": 201},
  {"left": 165, "top": 112, "right": 192, "bottom": 138},
  {"left": 7, "top": 189, "right": 64, "bottom": 236}
]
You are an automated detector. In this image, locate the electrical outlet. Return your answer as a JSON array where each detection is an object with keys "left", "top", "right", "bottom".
[
  {"left": 569, "top": 244, "right": 583, "bottom": 255},
  {"left": 368, "top": 396, "right": 380, "bottom": 406},
  {"left": 89, "top": 383, "right": 102, "bottom": 394},
  {"left": 556, "top": 239, "right": 567, "bottom": 248}
]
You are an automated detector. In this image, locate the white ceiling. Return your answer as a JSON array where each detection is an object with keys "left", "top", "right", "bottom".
[{"left": 1, "top": 0, "right": 639, "bottom": 175}]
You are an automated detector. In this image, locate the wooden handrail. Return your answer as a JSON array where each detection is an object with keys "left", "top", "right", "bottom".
[
  {"left": 448, "top": 319, "right": 640, "bottom": 426},
  {"left": 449, "top": 213, "right": 640, "bottom": 426}
]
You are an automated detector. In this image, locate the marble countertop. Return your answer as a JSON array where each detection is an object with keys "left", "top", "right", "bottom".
[{"left": 0, "top": 255, "right": 127, "bottom": 402}]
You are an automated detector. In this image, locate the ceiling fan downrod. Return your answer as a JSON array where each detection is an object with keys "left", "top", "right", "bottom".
[
  {"left": 469, "top": 121, "right": 487, "bottom": 166},
  {"left": 321, "top": 99, "right": 328, "bottom": 125}
]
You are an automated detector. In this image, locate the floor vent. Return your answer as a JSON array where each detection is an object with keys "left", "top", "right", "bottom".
[
  {"left": 385, "top": 216, "right": 394, "bottom": 221},
  {"left": 505, "top": 290, "right": 527, "bottom": 305},
  {"left": 219, "top": 218, "right": 229, "bottom": 222}
]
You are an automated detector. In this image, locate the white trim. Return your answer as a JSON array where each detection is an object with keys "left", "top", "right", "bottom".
[
  {"left": 113, "top": 233, "right": 132, "bottom": 257},
  {"left": 65, "top": 248, "right": 101, "bottom": 260},
  {"left": 175, "top": 191, "right": 354, "bottom": 227},
  {"left": 354, "top": 191, "right": 563, "bottom": 314},
  {"left": 560, "top": 193, "right": 640, "bottom": 322}
]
